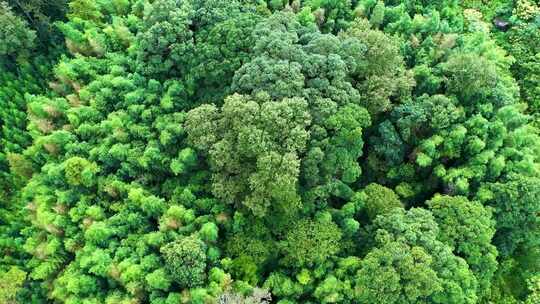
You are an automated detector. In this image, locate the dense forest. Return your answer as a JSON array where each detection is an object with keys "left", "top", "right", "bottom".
[{"left": 0, "top": 0, "right": 539, "bottom": 303}]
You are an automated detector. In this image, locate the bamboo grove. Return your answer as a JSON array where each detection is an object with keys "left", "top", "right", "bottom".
[{"left": 0, "top": 1, "right": 539, "bottom": 303}]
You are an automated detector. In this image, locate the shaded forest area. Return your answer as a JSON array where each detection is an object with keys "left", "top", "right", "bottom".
[{"left": 0, "top": 0, "right": 539, "bottom": 303}]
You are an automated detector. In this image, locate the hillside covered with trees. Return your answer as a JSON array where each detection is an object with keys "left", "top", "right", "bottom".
[{"left": 0, "top": 1, "right": 539, "bottom": 303}]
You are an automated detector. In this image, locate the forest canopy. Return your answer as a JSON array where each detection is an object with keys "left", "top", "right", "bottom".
[{"left": 0, "top": 0, "right": 539, "bottom": 303}]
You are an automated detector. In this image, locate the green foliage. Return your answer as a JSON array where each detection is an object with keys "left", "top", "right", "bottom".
[
  {"left": 280, "top": 218, "right": 342, "bottom": 268},
  {"left": 480, "top": 175, "right": 540, "bottom": 259},
  {"left": 500, "top": 22, "right": 540, "bottom": 111},
  {"left": 360, "top": 208, "right": 478, "bottom": 304},
  {"left": 525, "top": 275, "right": 540, "bottom": 304},
  {"left": 1, "top": 1, "right": 539, "bottom": 303},
  {"left": 135, "top": 0, "right": 194, "bottom": 78},
  {"left": 0, "top": 2, "right": 36, "bottom": 57},
  {"left": 360, "top": 183, "right": 403, "bottom": 220},
  {"left": 428, "top": 195, "right": 498, "bottom": 299},
  {"left": 441, "top": 52, "right": 498, "bottom": 102},
  {"left": 0, "top": 266, "right": 26, "bottom": 303},
  {"left": 356, "top": 240, "right": 442, "bottom": 303},
  {"left": 161, "top": 236, "right": 207, "bottom": 288},
  {"left": 63, "top": 156, "right": 98, "bottom": 186},
  {"left": 303, "top": 0, "right": 355, "bottom": 33},
  {"left": 6, "top": 0, "right": 68, "bottom": 42},
  {"left": 186, "top": 93, "right": 310, "bottom": 217}
]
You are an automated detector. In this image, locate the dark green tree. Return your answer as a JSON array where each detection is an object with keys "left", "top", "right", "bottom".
[
  {"left": 358, "top": 208, "right": 478, "bottom": 304},
  {"left": 428, "top": 195, "right": 498, "bottom": 299},
  {"left": 161, "top": 236, "right": 207, "bottom": 288}
]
